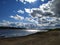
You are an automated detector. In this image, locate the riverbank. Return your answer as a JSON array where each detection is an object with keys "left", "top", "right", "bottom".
[{"left": 0, "top": 29, "right": 60, "bottom": 45}]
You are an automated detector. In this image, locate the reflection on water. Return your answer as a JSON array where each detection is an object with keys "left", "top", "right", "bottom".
[{"left": 0, "top": 29, "right": 48, "bottom": 38}]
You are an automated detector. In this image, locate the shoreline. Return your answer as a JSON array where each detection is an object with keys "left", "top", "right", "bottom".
[
  {"left": 0, "top": 30, "right": 60, "bottom": 45},
  {"left": 0, "top": 30, "right": 48, "bottom": 38}
]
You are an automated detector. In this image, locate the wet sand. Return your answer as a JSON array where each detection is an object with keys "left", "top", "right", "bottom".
[{"left": 0, "top": 30, "right": 60, "bottom": 45}]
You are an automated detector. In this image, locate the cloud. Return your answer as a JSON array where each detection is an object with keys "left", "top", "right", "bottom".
[
  {"left": 24, "top": 0, "right": 60, "bottom": 27},
  {"left": 30, "top": 0, "right": 55, "bottom": 20},
  {"left": 17, "top": 10, "right": 24, "bottom": 14},
  {"left": 0, "top": 20, "right": 12, "bottom": 26},
  {"left": 10, "top": 14, "right": 38, "bottom": 24},
  {"left": 0, "top": 20, "right": 38, "bottom": 29},
  {"left": 25, "top": 17, "right": 38, "bottom": 24},
  {"left": 27, "top": 0, "right": 59, "bottom": 28},
  {"left": 0, "top": 20, "right": 25, "bottom": 27},
  {"left": 10, "top": 14, "right": 24, "bottom": 20},
  {"left": 41, "top": 0, "right": 45, "bottom": 2},
  {"left": 16, "top": 0, "right": 26, "bottom": 4},
  {"left": 50, "top": 0, "right": 60, "bottom": 17},
  {"left": 25, "top": 0, "right": 36, "bottom": 3},
  {"left": 6, "top": 0, "right": 60, "bottom": 29},
  {"left": 17, "top": 0, "right": 36, "bottom": 4},
  {"left": 16, "top": 0, "right": 59, "bottom": 28},
  {"left": 25, "top": 8, "right": 33, "bottom": 13},
  {"left": 45, "top": 17, "right": 57, "bottom": 22},
  {"left": 31, "top": 0, "right": 55, "bottom": 17},
  {"left": 0, "top": 19, "right": 59, "bottom": 29}
]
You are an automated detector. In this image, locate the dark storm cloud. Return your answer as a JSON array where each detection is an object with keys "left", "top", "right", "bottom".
[{"left": 51, "top": 0, "right": 60, "bottom": 17}]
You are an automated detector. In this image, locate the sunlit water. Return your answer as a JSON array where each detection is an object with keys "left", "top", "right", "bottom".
[{"left": 0, "top": 29, "right": 48, "bottom": 38}]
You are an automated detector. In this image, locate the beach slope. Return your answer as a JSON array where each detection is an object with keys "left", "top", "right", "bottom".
[{"left": 0, "top": 30, "right": 60, "bottom": 45}]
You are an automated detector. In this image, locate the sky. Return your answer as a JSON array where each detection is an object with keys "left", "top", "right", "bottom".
[
  {"left": 0, "top": 0, "right": 49, "bottom": 21},
  {"left": 0, "top": 0, "right": 60, "bottom": 29}
]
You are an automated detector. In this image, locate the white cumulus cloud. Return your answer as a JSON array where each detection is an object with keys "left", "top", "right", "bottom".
[
  {"left": 10, "top": 14, "right": 24, "bottom": 20},
  {"left": 25, "top": 0, "right": 36, "bottom": 3},
  {"left": 25, "top": 17, "right": 38, "bottom": 24},
  {"left": 0, "top": 20, "right": 12, "bottom": 27},
  {"left": 41, "top": 0, "right": 45, "bottom": 2},
  {"left": 25, "top": 8, "right": 33, "bottom": 13},
  {"left": 17, "top": 10, "right": 24, "bottom": 14},
  {"left": 16, "top": 0, "right": 36, "bottom": 4}
]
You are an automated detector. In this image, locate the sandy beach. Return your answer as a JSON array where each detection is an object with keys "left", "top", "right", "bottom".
[{"left": 0, "top": 30, "right": 60, "bottom": 45}]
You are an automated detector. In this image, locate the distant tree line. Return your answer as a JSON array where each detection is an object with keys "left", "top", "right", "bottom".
[{"left": 0, "top": 26, "right": 26, "bottom": 29}]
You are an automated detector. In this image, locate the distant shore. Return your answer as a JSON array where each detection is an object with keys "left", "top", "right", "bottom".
[{"left": 0, "top": 26, "right": 26, "bottom": 30}]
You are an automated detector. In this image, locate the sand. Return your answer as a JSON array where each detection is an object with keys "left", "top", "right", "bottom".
[{"left": 0, "top": 30, "right": 60, "bottom": 45}]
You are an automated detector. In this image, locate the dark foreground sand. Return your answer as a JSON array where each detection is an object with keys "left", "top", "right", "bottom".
[{"left": 0, "top": 30, "right": 60, "bottom": 45}]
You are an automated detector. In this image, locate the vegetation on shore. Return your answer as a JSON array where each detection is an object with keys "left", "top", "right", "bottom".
[{"left": 0, "top": 26, "right": 26, "bottom": 29}]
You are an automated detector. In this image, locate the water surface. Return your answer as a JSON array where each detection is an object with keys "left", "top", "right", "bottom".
[{"left": 0, "top": 29, "right": 48, "bottom": 38}]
